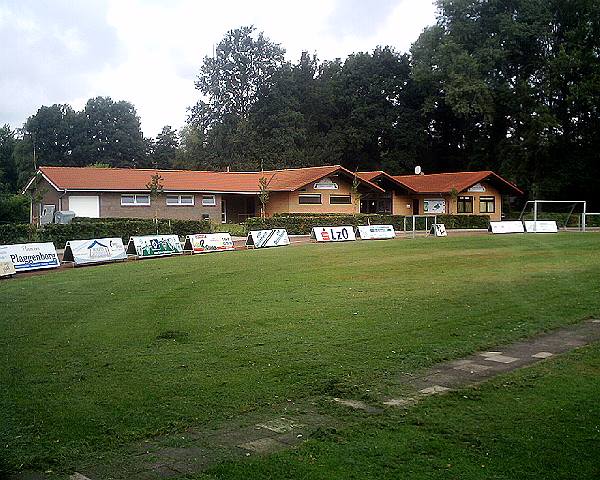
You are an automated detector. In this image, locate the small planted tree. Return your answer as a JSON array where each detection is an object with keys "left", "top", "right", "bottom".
[
  {"left": 258, "top": 175, "right": 273, "bottom": 220},
  {"left": 351, "top": 172, "right": 362, "bottom": 213},
  {"left": 145, "top": 173, "right": 164, "bottom": 233}
]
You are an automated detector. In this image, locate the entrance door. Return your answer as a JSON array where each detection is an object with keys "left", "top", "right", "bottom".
[
  {"left": 412, "top": 199, "right": 420, "bottom": 215},
  {"left": 221, "top": 199, "right": 227, "bottom": 223}
]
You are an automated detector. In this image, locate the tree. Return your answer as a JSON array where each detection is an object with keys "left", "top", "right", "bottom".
[
  {"left": 145, "top": 173, "right": 164, "bottom": 230},
  {"left": 0, "top": 125, "right": 18, "bottom": 193},
  {"left": 73, "top": 97, "right": 147, "bottom": 168},
  {"left": 150, "top": 126, "right": 179, "bottom": 169}
]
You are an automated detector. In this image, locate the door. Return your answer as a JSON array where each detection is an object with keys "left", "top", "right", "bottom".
[
  {"left": 412, "top": 199, "right": 420, "bottom": 215},
  {"left": 68, "top": 195, "right": 100, "bottom": 218},
  {"left": 221, "top": 199, "right": 227, "bottom": 223}
]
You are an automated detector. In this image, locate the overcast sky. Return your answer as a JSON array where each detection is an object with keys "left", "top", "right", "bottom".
[{"left": 1, "top": 0, "right": 438, "bottom": 138}]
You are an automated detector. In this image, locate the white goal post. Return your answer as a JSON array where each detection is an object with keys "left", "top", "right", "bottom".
[{"left": 519, "top": 200, "right": 587, "bottom": 232}]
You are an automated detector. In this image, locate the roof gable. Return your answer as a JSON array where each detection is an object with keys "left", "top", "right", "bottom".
[{"left": 392, "top": 171, "right": 523, "bottom": 195}]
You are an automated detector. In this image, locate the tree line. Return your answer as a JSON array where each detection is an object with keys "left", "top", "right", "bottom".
[{"left": 1, "top": 0, "right": 599, "bottom": 207}]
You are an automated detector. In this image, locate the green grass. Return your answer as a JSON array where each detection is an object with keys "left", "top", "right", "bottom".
[
  {"left": 1, "top": 233, "right": 600, "bottom": 473},
  {"left": 200, "top": 343, "right": 600, "bottom": 479}
]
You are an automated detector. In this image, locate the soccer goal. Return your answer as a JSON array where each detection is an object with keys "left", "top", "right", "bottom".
[{"left": 518, "top": 200, "right": 587, "bottom": 232}]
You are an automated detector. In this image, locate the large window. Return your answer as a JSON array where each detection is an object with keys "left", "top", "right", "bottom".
[
  {"left": 299, "top": 194, "right": 321, "bottom": 205},
  {"left": 202, "top": 195, "right": 216, "bottom": 206},
  {"left": 121, "top": 194, "right": 150, "bottom": 206},
  {"left": 166, "top": 194, "right": 194, "bottom": 206},
  {"left": 329, "top": 194, "right": 352, "bottom": 205},
  {"left": 457, "top": 196, "right": 473, "bottom": 213},
  {"left": 479, "top": 196, "right": 495, "bottom": 213}
]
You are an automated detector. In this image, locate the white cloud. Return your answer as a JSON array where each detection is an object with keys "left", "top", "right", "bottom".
[{"left": 1, "top": 0, "right": 437, "bottom": 137}]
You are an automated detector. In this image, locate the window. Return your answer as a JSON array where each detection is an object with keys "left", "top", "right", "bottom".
[
  {"left": 330, "top": 194, "right": 352, "bottom": 205},
  {"left": 202, "top": 195, "right": 216, "bottom": 206},
  {"left": 457, "top": 196, "right": 473, "bottom": 213},
  {"left": 299, "top": 194, "right": 322, "bottom": 205},
  {"left": 480, "top": 196, "right": 495, "bottom": 213},
  {"left": 166, "top": 194, "right": 194, "bottom": 206},
  {"left": 121, "top": 194, "right": 150, "bottom": 206}
]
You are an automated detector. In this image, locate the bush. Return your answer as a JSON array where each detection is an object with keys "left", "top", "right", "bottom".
[
  {"left": 246, "top": 213, "right": 491, "bottom": 235},
  {"left": 0, "top": 218, "right": 212, "bottom": 248},
  {"left": 0, "top": 194, "right": 29, "bottom": 224}
]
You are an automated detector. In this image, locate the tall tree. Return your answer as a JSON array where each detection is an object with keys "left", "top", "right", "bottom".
[
  {"left": 149, "top": 126, "right": 179, "bottom": 169},
  {"left": 0, "top": 125, "right": 18, "bottom": 192}
]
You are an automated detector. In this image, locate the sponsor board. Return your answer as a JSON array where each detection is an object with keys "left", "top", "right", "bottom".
[
  {"left": 311, "top": 226, "right": 356, "bottom": 242},
  {"left": 430, "top": 223, "right": 448, "bottom": 237},
  {"left": 423, "top": 198, "right": 446, "bottom": 214},
  {"left": 246, "top": 229, "right": 290, "bottom": 248},
  {"left": 63, "top": 238, "right": 127, "bottom": 265},
  {"left": 524, "top": 221, "right": 558, "bottom": 233},
  {"left": 126, "top": 235, "right": 183, "bottom": 257},
  {"left": 184, "top": 233, "right": 235, "bottom": 254},
  {"left": 0, "top": 249, "right": 16, "bottom": 277},
  {"left": 356, "top": 225, "right": 395, "bottom": 240},
  {"left": 489, "top": 221, "right": 525, "bottom": 234},
  {"left": 0, "top": 242, "right": 59, "bottom": 272}
]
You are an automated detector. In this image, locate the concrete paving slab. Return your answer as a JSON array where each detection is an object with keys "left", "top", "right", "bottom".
[
  {"left": 484, "top": 354, "right": 519, "bottom": 364},
  {"left": 453, "top": 363, "right": 492, "bottom": 373},
  {"left": 532, "top": 351, "right": 554, "bottom": 359},
  {"left": 479, "top": 351, "right": 503, "bottom": 357},
  {"left": 419, "top": 385, "right": 451, "bottom": 395},
  {"left": 382, "top": 397, "right": 416, "bottom": 407}
]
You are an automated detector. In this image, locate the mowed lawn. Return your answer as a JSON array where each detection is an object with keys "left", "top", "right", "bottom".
[{"left": 1, "top": 233, "right": 600, "bottom": 473}]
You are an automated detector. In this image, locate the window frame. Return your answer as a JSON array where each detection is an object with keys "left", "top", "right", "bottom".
[
  {"left": 329, "top": 194, "right": 352, "bottom": 205},
  {"left": 121, "top": 194, "right": 150, "bottom": 206},
  {"left": 166, "top": 194, "right": 195, "bottom": 206},
  {"left": 479, "top": 196, "right": 496, "bottom": 213},
  {"left": 457, "top": 195, "right": 473, "bottom": 214},
  {"left": 298, "top": 194, "right": 322, "bottom": 205},
  {"left": 202, "top": 195, "right": 217, "bottom": 207}
]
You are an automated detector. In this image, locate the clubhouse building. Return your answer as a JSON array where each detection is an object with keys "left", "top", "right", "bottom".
[{"left": 24, "top": 165, "right": 522, "bottom": 224}]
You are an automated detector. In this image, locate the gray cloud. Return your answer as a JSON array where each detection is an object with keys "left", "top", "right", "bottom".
[
  {"left": 327, "top": 0, "right": 399, "bottom": 39},
  {"left": 0, "top": 0, "right": 122, "bottom": 127}
]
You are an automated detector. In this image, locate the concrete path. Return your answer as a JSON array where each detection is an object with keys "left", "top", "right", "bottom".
[{"left": 10, "top": 318, "right": 600, "bottom": 480}]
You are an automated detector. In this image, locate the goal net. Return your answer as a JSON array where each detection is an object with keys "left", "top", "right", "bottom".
[{"left": 518, "top": 200, "right": 588, "bottom": 231}]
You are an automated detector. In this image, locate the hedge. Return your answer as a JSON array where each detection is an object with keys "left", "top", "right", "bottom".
[
  {"left": 0, "top": 218, "right": 212, "bottom": 247},
  {"left": 0, "top": 194, "right": 29, "bottom": 224},
  {"left": 246, "top": 213, "right": 491, "bottom": 235}
]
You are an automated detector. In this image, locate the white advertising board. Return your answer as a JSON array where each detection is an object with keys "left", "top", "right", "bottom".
[
  {"left": 357, "top": 225, "right": 395, "bottom": 240},
  {"left": 0, "top": 249, "right": 16, "bottom": 277},
  {"left": 489, "top": 221, "right": 525, "bottom": 234},
  {"left": 524, "top": 221, "right": 558, "bottom": 233},
  {"left": 63, "top": 238, "right": 127, "bottom": 265},
  {"left": 430, "top": 223, "right": 447, "bottom": 237},
  {"left": 245, "top": 229, "right": 290, "bottom": 248},
  {"left": 311, "top": 226, "right": 356, "bottom": 242},
  {"left": 0, "top": 242, "right": 59, "bottom": 272},
  {"left": 126, "top": 235, "right": 183, "bottom": 257},
  {"left": 423, "top": 198, "right": 446, "bottom": 214},
  {"left": 184, "top": 233, "right": 235, "bottom": 254}
]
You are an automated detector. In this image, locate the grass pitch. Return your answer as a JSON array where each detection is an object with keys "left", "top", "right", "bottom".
[{"left": 1, "top": 233, "right": 600, "bottom": 474}]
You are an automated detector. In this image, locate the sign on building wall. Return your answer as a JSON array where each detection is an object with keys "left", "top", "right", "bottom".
[
  {"left": 468, "top": 183, "right": 486, "bottom": 192},
  {"left": 489, "top": 221, "right": 525, "bottom": 234},
  {"left": 311, "top": 226, "right": 357, "bottom": 242},
  {"left": 524, "top": 221, "right": 558, "bottom": 233},
  {"left": 0, "top": 242, "right": 60, "bottom": 272},
  {"left": 245, "top": 229, "right": 290, "bottom": 248},
  {"left": 184, "top": 233, "right": 235, "bottom": 253},
  {"left": 63, "top": 238, "right": 127, "bottom": 265},
  {"left": 0, "top": 249, "right": 16, "bottom": 277},
  {"left": 430, "top": 224, "right": 448, "bottom": 237},
  {"left": 313, "top": 177, "right": 339, "bottom": 190},
  {"left": 126, "top": 235, "right": 183, "bottom": 257},
  {"left": 356, "top": 225, "right": 395, "bottom": 240},
  {"left": 423, "top": 198, "right": 446, "bottom": 214}
]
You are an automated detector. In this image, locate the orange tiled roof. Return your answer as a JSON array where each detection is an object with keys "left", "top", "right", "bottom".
[
  {"left": 391, "top": 171, "right": 523, "bottom": 195},
  {"left": 35, "top": 165, "right": 384, "bottom": 193}
]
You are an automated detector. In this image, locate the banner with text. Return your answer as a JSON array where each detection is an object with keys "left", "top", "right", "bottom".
[
  {"left": 524, "top": 221, "right": 558, "bottom": 233},
  {"left": 184, "top": 233, "right": 235, "bottom": 253},
  {"left": 0, "top": 242, "right": 60, "bottom": 272},
  {"left": 63, "top": 238, "right": 127, "bottom": 265},
  {"left": 489, "top": 221, "right": 525, "bottom": 234},
  {"left": 126, "top": 235, "right": 183, "bottom": 257},
  {"left": 430, "top": 224, "right": 448, "bottom": 237},
  {"left": 246, "top": 229, "right": 290, "bottom": 248},
  {"left": 311, "top": 226, "right": 357, "bottom": 242},
  {"left": 356, "top": 225, "right": 395, "bottom": 240}
]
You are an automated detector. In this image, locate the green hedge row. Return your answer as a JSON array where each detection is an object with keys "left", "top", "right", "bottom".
[
  {"left": 0, "top": 194, "right": 29, "bottom": 224},
  {"left": 246, "top": 214, "right": 491, "bottom": 235},
  {"left": 0, "top": 218, "right": 212, "bottom": 247}
]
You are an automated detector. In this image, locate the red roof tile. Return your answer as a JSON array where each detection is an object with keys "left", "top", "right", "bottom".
[
  {"left": 391, "top": 171, "right": 523, "bottom": 195},
  {"left": 35, "top": 165, "right": 384, "bottom": 193}
]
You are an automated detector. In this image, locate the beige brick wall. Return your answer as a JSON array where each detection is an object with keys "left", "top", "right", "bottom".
[
  {"left": 286, "top": 176, "right": 360, "bottom": 215},
  {"left": 392, "top": 192, "right": 413, "bottom": 216}
]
